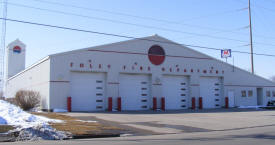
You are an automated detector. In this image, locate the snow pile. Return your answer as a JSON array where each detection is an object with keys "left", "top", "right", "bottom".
[
  {"left": 0, "top": 100, "right": 61, "bottom": 127},
  {"left": 16, "top": 125, "right": 71, "bottom": 141},
  {"left": 0, "top": 100, "right": 70, "bottom": 140}
]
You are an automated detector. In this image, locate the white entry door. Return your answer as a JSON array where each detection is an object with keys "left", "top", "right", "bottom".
[
  {"left": 163, "top": 75, "right": 189, "bottom": 110},
  {"left": 119, "top": 74, "right": 151, "bottom": 111},
  {"left": 200, "top": 77, "right": 222, "bottom": 108},
  {"left": 228, "top": 91, "right": 235, "bottom": 107},
  {"left": 70, "top": 72, "right": 106, "bottom": 111}
]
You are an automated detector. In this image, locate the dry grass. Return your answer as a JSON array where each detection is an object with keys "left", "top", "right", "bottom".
[
  {"left": 0, "top": 125, "right": 14, "bottom": 133},
  {"left": 32, "top": 112, "right": 122, "bottom": 135}
]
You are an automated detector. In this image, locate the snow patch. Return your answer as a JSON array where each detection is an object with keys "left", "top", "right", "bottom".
[
  {"left": 53, "top": 108, "right": 68, "bottom": 113},
  {"left": 0, "top": 100, "right": 61, "bottom": 128}
]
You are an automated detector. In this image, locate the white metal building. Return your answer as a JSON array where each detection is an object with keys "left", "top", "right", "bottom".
[{"left": 4, "top": 35, "right": 275, "bottom": 111}]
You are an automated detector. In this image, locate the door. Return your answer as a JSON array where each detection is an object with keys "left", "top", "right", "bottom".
[
  {"left": 200, "top": 77, "right": 222, "bottom": 108},
  {"left": 119, "top": 74, "right": 151, "bottom": 110},
  {"left": 162, "top": 75, "right": 189, "bottom": 110},
  {"left": 70, "top": 72, "right": 106, "bottom": 111},
  {"left": 257, "top": 88, "right": 263, "bottom": 106},
  {"left": 228, "top": 91, "right": 235, "bottom": 107}
]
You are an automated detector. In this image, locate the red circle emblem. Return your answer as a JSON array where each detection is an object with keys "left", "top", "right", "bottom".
[{"left": 148, "top": 45, "right": 165, "bottom": 65}]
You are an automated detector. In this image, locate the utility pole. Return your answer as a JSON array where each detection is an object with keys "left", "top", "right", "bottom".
[
  {"left": 1, "top": 0, "right": 7, "bottom": 93},
  {"left": 248, "top": 0, "right": 254, "bottom": 74}
]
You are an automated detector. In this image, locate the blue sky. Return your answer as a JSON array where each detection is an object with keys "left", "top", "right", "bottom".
[{"left": 1, "top": 0, "right": 275, "bottom": 79}]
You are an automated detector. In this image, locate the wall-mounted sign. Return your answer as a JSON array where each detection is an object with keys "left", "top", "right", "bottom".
[
  {"left": 13, "top": 46, "right": 21, "bottom": 53},
  {"left": 221, "top": 49, "right": 231, "bottom": 58}
]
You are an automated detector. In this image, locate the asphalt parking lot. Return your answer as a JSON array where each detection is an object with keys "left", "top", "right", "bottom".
[
  {"left": 66, "top": 108, "right": 275, "bottom": 135},
  {"left": 3, "top": 108, "right": 275, "bottom": 145}
]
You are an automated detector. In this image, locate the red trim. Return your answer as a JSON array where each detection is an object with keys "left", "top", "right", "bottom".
[
  {"left": 161, "top": 97, "right": 165, "bottom": 111},
  {"left": 153, "top": 97, "right": 157, "bottom": 111},
  {"left": 225, "top": 97, "right": 229, "bottom": 109},
  {"left": 80, "top": 63, "right": 84, "bottom": 68},
  {"left": 50, "top": 81, "right": 70, "bottom": 83},
  {"left": 67, "top": 97, "right": 71, "bottom": 112},
  {"left": 108, "top": 82, "right": 120, "bottom": 84},
  {"left": 108, "top": 97, "right": 112, "bottom": 112},
  {"left": 117, "top": 97, "right": 121, "bottom": 111},
  {"left": 224, "top": 84, "right": 275, "bottom": 87},
  {"left": 192, "top": 97, "right": 196, "bottom": 110},
  {"left": 199, "top": 97, "right": 203, "bottom": 109},
  {"left": 87, "top": 49, "right": 212, "bottom": 60}
]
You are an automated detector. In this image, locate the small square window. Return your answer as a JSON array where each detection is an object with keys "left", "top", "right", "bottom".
[
  {"left": 248, "top": 90, "right": 253, "bottom": 97},
  {"left": 267, "top": 91, "right": 271, "bottom": 97},
  {"left": 273, "top": 91, "right": 275, "bottom": 97},
  {"left": 241, "top": 90, "right": 246, "bottom": 97}
]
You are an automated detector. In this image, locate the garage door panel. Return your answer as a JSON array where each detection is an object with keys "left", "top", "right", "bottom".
[
  {"left": 163, "top": 75, "right": 189, "bottom": 110},
  {"left": 70, "top": 72, "right": 106, "bottom": 111},
  {"left": 200, "top": 77, "right": 222, "bottom": 109},
  {"left": 119, "top": 74, "right": 151, "bottom": 111}
]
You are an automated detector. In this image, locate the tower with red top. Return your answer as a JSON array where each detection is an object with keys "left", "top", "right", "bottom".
[{"left": 5, "top": 39, "right": 26, "bottom": 81}]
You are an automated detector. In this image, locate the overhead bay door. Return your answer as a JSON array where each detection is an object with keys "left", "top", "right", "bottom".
[
  {"left": 163, "top": 75, "right": 189, "bottom": 110},
  {"left": 200, "top": 77, "right": 222, "bottom": 108},
  {"left": 119, "top": 74, "right": 151, "bottom": 111},
  {"left": 70, "top": 72, "right": 106, "bottom": 111}
]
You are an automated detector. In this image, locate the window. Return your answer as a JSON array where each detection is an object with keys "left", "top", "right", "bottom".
[
  {"left": 241, "top": 90, "right": 246, "bottom": 97},
  {"left": 273, "top": 91, "right": 275, "bottom": 97},
  {"left": 267, "top": 91, "right": 271, "bottom": 97},
  {"left": 248, "top": 90, "right": 253, "bottom": 97}
]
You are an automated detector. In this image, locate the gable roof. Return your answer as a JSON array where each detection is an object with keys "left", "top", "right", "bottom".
[{"left": 15, "top": 35, "right": 275, "bottom": 85}]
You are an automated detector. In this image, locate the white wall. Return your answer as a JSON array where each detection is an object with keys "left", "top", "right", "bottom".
[{"left": 6, "top": 58, "right": 51, "bottom": 109}]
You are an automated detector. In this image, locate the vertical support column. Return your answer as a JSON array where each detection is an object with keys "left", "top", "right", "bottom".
[
  {"left": 153, "top": 97, "right": 157, "bottom": 110},
  {"left": 199, "top": 97, "right": 203, "bottom": 109},
  {"left": 161, "top": 97, "right": 165, "bottom": 111},
  {"left": 117, "top": 97, "right": 121, "bottom": 111},
  {"left": 108, "top": 97, "right": 112, "bottom": 111},
  {"left": 225, "top": 97, "right": 229, "bottom": 108},
  {"left": 67, "top": 96, "right": 71, "bottom": 112},
  {"left": 191, "top": 97, "right": 196, "bottom": 110}
]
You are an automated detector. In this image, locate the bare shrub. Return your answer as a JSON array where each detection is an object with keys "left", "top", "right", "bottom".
[{"left": 15, "top": 90, "right": 41, "bottom": 111}]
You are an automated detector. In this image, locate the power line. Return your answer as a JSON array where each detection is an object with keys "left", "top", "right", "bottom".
[
  {"left": 20, "top": 0, "right": 248, "bottom": 24},
  {"left": 5, "top": 1, "right": 251, "bottom": 44},
  {"left": 7, "top": 1, "right": 275, "bottom": 46},
  {"left": 1, "top": 17, "right": 275, "bottom": 58}
]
